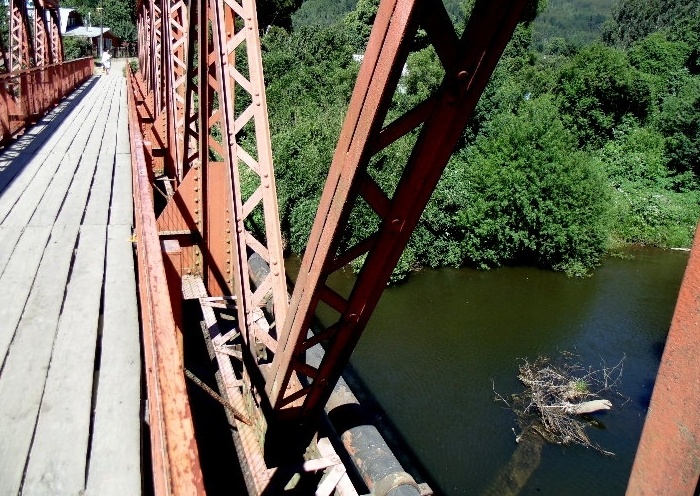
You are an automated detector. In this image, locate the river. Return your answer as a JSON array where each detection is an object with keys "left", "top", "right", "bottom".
[{"left": 297, "top": 247, "right": 689, "bottom": 495}]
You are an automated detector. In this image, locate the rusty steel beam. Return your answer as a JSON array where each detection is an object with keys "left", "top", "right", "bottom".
[
  {"left": 33, "top": 5, "right": 51, "bottom": 67},
  {"left": 10, "top": 0, "right": 34, "bottom": 72},
  {"left": 267, "top": 0, "right": 529, "bottom": 423},
  {"left": 127, "top": 64, "right": 206, "bottom": 496},
  {"left": 48, "top": 8, "right": 64, "bottom": 64},
  {"left": 627, "top": 220, "right": 700, "bottom": 495},
  {"left": 205, "top": 0, "right": 289, "bottom": 366}
]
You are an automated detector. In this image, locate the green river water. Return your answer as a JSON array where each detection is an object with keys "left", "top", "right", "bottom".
[{"left": 302, "top": 246, "right": 689, "bottom": 495}]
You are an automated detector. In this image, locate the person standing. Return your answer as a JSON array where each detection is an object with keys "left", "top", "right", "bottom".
[{"left": 101, "top": 48, "right": 112, "bottom": 75}]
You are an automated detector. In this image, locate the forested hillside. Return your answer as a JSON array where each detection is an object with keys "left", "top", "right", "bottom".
[{"left": 262, "top": 0, "right": 700, "bottom": 280}]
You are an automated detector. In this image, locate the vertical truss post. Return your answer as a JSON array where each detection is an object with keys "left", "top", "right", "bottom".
[
  {"left": 49, "top": 8, "right": 64, "bottom": 64},
  {"left": 148, "top": 0, "right": 163, "bottom": 111},
  {"left": 266, "top": 0, "right": 529, "bottom": 425},
  {"left": 203, "top": 0, "right": 288, "bottom": 361},
  {"left": 9, "top": 0, "right": 33, "bottom": 72},
  {"left": 33, "top": 4, "right": 50, "bottom": 67},
  {"left": 163, "top": 0, "right": 189, "bottom": 180},
  {"left": 139, "top": 1, "right": 150, "bottom": 83}
]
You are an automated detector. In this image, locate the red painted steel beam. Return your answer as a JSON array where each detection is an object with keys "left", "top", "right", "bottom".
[
  {"left": 10, "top": 0, "right": 34, "bottom": 72},
  {"left": 127, "top": 65, "right": 206, "bottom": 496},
  {"left": 267, "top": 0, "right": 529, "bottom": 424},
  {"left": 627, "top": 220, "right": 700, "bottom": 495}
]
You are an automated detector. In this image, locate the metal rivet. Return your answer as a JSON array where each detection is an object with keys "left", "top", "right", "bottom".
[{"left": 457, "top": 70, "right": 468, "bottom": 80}]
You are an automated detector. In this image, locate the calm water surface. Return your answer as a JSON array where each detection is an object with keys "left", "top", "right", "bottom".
[{"left": 297, "top": 247, "right": 689, "bottom": 495}]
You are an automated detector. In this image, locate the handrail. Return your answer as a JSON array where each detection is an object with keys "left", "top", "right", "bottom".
[
  {"left": 0, "top": 57, "right": 93, "bottom": 147},
  {"left": 126, "top": 63, "right": 205, "bottom": 496}
]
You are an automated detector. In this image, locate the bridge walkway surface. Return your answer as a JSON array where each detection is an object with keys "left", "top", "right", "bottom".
[{"left": 0, "top": 60, "right": 141, "bottom": 495}]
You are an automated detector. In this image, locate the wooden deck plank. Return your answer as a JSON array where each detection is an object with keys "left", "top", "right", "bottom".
[
  {"left": 55, "top": 155, "right": 100, "bottom": 227},
  {"left": 85, "top": 224, "right": 141, "bottom": 496},
  {"left": 0, "top": 154, "right": 65, "bottom": 227},
  {"left": 83, "top": 154, "right": 116, "bottom": 226},
  {"left": 0, "top": 226, "right": 51, "bottom": 364},
  {"left": 22, "top": 225, "right": 107, "bottom": 496},
  {"left": 0, "top": 225, "right": 23, "bottom": 278},
  {"left": 0, "top": 222, "right": 80, "bottom": 496},
  {"left": 110, "top": 153, "right": 134, "bottom": 226},
  {"left": 27, "top": 156, "right": 84, "bottom": 227}
]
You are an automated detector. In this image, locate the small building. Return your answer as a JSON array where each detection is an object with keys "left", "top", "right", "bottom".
[{"left": 59, "top": 7, "right": 122, "bottom": 54}]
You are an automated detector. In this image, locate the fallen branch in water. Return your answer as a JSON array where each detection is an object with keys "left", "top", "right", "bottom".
[{"left": 494, "top": 353, "right": 626, "bottom": 456}]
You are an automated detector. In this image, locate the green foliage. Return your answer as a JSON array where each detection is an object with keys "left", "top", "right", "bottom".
[
  {"left": 602, "top": 0, "right": 699, "bottom": 49},
  {"left": 63, "top": 37, "right": 94, "bottom": 60},
  {"left": 454, "top": 96, "right": 610, "bottom": 275},
  {"left": 342, "top": 0, "right": 380, "bottom": 52},
  {"left": 556, "top": 43, "right": 651, "bottom": 147},
  {"left": 654, "top": 77, "right": 700, "bottom": 176},
  {"left": 263, "top": 24, "right": 358, "bottom": 251},
  {"left": 532, "top": 0, "right": 612, "bottom": 50},
  {"left": 292, "top": 0, "right": 358, "bottom": 29}
]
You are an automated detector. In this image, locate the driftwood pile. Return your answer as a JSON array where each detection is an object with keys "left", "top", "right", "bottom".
[{"left": 495, "top": 353, "right": 626, "bottom": 456}]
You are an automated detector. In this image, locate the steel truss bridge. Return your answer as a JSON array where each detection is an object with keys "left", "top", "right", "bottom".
[{"left": 1, "top": 0, "right": 699, "bottom": 494}]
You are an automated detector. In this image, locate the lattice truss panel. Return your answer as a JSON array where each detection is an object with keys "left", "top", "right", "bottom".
[
  {"left": 9, "top": 0, "right": 32, "bottom": 72},
  {"left": 6, "top": 0, "right": 63, "bottom": 73},
  {"left": 140, "top": 0, "right": 289, "bottom": 387}
]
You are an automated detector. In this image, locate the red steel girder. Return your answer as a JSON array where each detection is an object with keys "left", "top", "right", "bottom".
[
  {"left": 204, "top": 0, "right": 289, "bottom": 357},
  {"left": 33, "top": 5, "right": 51, "bottom": 67},
  {"left": 10, "top": 0, "right": 34, "bottom": 72},
  {"left": 267, "top": 0, "right": 529, "bottom": 423},
  {"left": 49, "top": 8, "right": 64, "bottom": 64}
]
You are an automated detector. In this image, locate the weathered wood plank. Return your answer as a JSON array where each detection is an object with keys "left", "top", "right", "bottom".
[
  {"left": 0, "top": 226, "right": 51, "bottom": 364},
  {"left": 0, "top": 225, "right": 23, "bottom": 278},
  {"left": 110, "top": 153, "right": 134, "bottom": 226},
  {"left": 85, "top": 224, "right": 141, "bottom": 496},
  {"left": 55, "top": 154, "right": 100, "bottom": 227},
  {"left": 83, "top": 153, "right": 116, "bottom": 226},
  {"left": 0, "top": 222, "right": 80, "bottom": 496},
  {"left": 0, "top": 154, "right": 65, "bottom": 227},
  {"left": 27, "top": 156, "right": 83, "bottom": 227},
  {"left": 22, "top": 225, "right": 107, "bottom": 496}
]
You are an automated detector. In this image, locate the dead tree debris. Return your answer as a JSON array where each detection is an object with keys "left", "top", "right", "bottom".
[{"left": 494, "top": 353, "right": 626, "bottom": 456}]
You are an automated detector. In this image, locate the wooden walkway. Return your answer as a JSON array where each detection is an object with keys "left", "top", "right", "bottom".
[{"left": 0, "top": 61, "right": 141, "bottom": 495}]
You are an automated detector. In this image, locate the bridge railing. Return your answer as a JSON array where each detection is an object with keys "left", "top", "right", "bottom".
[{"left": 0, "top": 57, "right": 93, "bottom": 147}]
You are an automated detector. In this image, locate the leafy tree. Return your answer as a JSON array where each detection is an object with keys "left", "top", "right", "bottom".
[
  {"left": 292, "top": 0, "right": 357, "bottom": 29},
  {"left": 532, "top": 0, "right": 611, "bottom": 51},
  {"left": 602, "top": 0, "right": 699, "bottom": 49},
  {"left": 599, "top": 126, "right": 700, "bottom": 246},
  {"left": 258, "top": 0, "right": 304, "bottom": 29},
  {"left": 101, "top": 0, "right": 137, "bottom": 43},
  {"left": 556, "top": 43, "right": 651, "bottom": 147},
  {"left": 343, "top": 0, "right": 379, "bottom": 52},
  {"left": 654, "top": 77, "right": 700, "bottom": 176},
  {"left": 63, "top": 37, "right": 94, "bottom": 60},
  {"left": 453, "top": 96, "right": 610, "bottom": 275}
]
